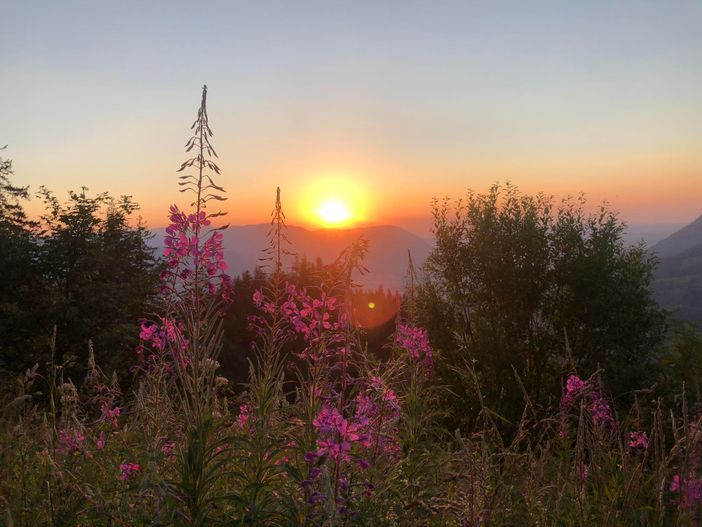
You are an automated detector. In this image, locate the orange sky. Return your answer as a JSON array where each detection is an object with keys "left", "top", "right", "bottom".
[
  {"left": 3, "top": 2, "right": 701, "bottom": 234},
  {"left": 17, "top": 143, "right": 702, "bottom": 235}
]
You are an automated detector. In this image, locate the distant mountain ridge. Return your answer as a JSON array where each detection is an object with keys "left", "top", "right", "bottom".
[
  {"left": 147, "top": 217, "right": 702, "bottom": 321},
  {"left": 648, "top": 215, "right": 702, "bottom": 323},
  {"left": 621, "top": 223, "right": 686, "bottom": 248},
  {"left": 151, "top": 224, "right": 432, "bottom": 291},
  {"left": 649, "top": 215, "right": 702, "bottom": 258}
]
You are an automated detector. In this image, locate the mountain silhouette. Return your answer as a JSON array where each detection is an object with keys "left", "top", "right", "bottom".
[
  {"left": 151, "top": 224, "right": 432, "bottom": 291},
  {"left": 649, "top": 215, "right": 702, "bottom": 323},
  {"left": 650, "top": 215, "right": 702, "bottom": 258},
  {"left": 621, "top": 223, "right": 686, "bottom": 248}
]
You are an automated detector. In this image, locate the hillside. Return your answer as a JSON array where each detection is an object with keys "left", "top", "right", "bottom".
[
  {"left": 649, "top": 216, "right": 702, "bottom": 323},
  {"left": 621, "top": 223, "right": 685, "bottom": 248},
  {"left": 152, "top": 224, "right": 432, "bottom": 291},
  {"left": 650, "top": 215, "right": 702, "bottom": 258}
]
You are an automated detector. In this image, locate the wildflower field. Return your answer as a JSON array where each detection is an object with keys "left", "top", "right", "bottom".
[{"left": 2, "top": 87, "right": 702, "bottom": 526}]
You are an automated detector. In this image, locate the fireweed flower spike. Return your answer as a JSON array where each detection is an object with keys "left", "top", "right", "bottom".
[
  {"left": 57, "top": 429, "right": 85, "bottom": 454},
  {"left": 100, "top": 402, "right": 121, "bottom": 430},
  {"left": 589, "top": 393, "right": 615, "bottom": 427},
  {"left": 670, "top": 474, "right": 702, "bottom": 509},
  {"left": 395, "top": 323, "right": 433, "bottom": 376},
  {"left": 312, "top": 406, "right": 365, "bottom": 463},
  {"left": 251, "top": 282, "right": 345, "bottom": 361},
  {"left": 628, "top": 431, "right": 649, "bottom": 449},
  {"left": 136, "top": 86, "right": 232, "bottom": 422},
  {"left": 119, "top": 463, "right": 140, "bottom": 481},
  {"left": 353, "top": 376, "right": 401, "bottom": 459},
  {"left": 559, "top": 374, "right": 617, "bottom": 436}
]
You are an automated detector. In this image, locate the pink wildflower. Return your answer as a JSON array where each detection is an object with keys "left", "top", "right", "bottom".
[
  {"left": 101, "top": 402, "right": 121, "bottom": 430},
  {"left": 96, "top": 431, "right": 106, "bottom": 450},
  {"left": 237, "top": 404, "right": 250, "bottom": 430},
  {"left": 353, "top": 377, "right": 401, "bottom": 458},
  {"left": 628, "top": 431, "right": 649, "bottom": 449},
  {"left": 559, "top": 374, "right": 616, "bottom": 429},
  {"left": 589, "top": 394, "right": 614, "bottom": 427},
  {"left": 313, "top": 406, "right": 367, "bottom": 463},
  {"left": 253, "top": 290, "right": 264, "bottom": 308},
  {"left": 162, "top": 441, "right": 176, "bottom": 459},
  {"left": 57, "top": 429, "right": 85, "bottom": 454},
  {"left": 119, "top": 463, "right": 140, "bottom": 481},
  {"left": 160, "top": 203, "right": 233, "bottom": 306},
  {"left": 561, "top": 375, "right": 587, "bottom": 409},
  {"left": 670, "top": 473, "right": 702, "bottom": 509},
  {"left": 395, "top": 324, "right": 433, "bottom": 376},
  {"left": 567, "top": 375, "right": 587, "bottom": 394},
  {"left": 256, "top": 283, "right": 346, "bottom": 360}
]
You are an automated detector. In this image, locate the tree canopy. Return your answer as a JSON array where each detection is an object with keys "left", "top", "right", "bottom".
[
  {"left": 417, "top": 183, "right": 667, "bottom": 431},
  {"left": 0, "top": 150, "right": 160, "bottom": 389}
]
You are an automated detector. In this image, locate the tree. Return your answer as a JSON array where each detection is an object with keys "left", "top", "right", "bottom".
[
  {"left": 658, "top": 322, "right": 702, "bottom": 404},
  {"left": 418, "top": 183, "right": 666, "bottom": 432},
  {"left": 0, "top": 147, "right": 49, "bottom": 382},
  {"left": 35, "top": 188, "right": 160, "bottom": 380},
  {"left": 0, "top": 163, "right": 160, "bottom": 389},
  {"left": 1, "top": 146, "right": 33, "bottom": 231}
]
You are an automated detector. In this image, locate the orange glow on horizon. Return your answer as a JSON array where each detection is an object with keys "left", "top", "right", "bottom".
[
  {"left": 19, "top": 154, "right": 702, "bottom": 230},
  {"left": 297, "top": 174, "right": 374, "bottom": 229}
]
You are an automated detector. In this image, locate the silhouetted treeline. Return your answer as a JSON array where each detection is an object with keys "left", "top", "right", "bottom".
[{"left": 0, "top": 149, "right": 160, "bottom": 390}]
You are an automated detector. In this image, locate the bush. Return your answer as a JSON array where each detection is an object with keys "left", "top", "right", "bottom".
[{"left": 417, "top": 184, "right": 667, "bottom": 432}]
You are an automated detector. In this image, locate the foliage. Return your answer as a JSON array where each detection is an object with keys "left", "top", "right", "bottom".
[
  {"left": 417, "top": 183, "right": 667, "bottom": 432},
  {"left": 37, "top": 188, "right": 160, "bottom": 379},
  {"left": 1, "top": 143, "right": 160, "bottom": 389},
  {"left": 658, "top": 322, "right": 702, "bottom": 405},
  {"left": 0, "top": 147, "right": 46, "bottom": 382}
]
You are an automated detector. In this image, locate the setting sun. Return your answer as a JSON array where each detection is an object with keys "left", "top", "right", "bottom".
[
  {"left": 298, "top": 174, "right": 374, "bottom": 229},
  {"left": 317, "top": 199, "right": 351, "bottom": 226}
]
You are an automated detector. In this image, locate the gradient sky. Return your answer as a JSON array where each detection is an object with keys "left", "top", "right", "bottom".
[{"left": 2, "top": 1, "right": 701, "bottom": 233}]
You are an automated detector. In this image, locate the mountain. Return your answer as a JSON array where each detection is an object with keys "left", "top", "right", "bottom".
[
  {"left": 621, "top": 223, "right": 686, "bottom": 248},
  {"left": 151, "top": 224, "right": 433, "bottom": 291},
  {"left": 649, "top": 215, "right": 702, "bottom": 258},
  {"left": 649, "top": 215, "right": 702, "bottom": 323}
]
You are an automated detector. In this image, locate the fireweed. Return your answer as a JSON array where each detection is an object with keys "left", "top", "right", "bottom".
[
  {"left": 246, "top": 233, "right": 419, "bottom": 521},
  {"left": 131, "top": 85, "right": 237, "bottom": 525},
  {"left": 56, "top": 428, "right": 85, "bottom": 454},
  {"left": 136, "top": 85, "right": 232, "bottom": 421},
  {"left": 559, "top": 373, "right": 616, "bottom": 435},
  {"left": 628, "top": 430, "right": 649, "bottom": 449}
]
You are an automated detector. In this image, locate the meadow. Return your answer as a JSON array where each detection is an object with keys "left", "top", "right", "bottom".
[{"left": 1, "top": 87, "right": 701, "bottom": 527}]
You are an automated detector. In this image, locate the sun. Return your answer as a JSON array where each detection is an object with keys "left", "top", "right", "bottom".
[
  {"left": 298, "top": 173, "right": 373, "bottom": 228},
  {"left": 317, "top": 198, "right": 351, "bottom": 226}
]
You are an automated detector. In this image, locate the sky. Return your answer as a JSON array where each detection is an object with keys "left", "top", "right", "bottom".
[{"left": 1, "top": 1, "right": 701, "bottom": 233}]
